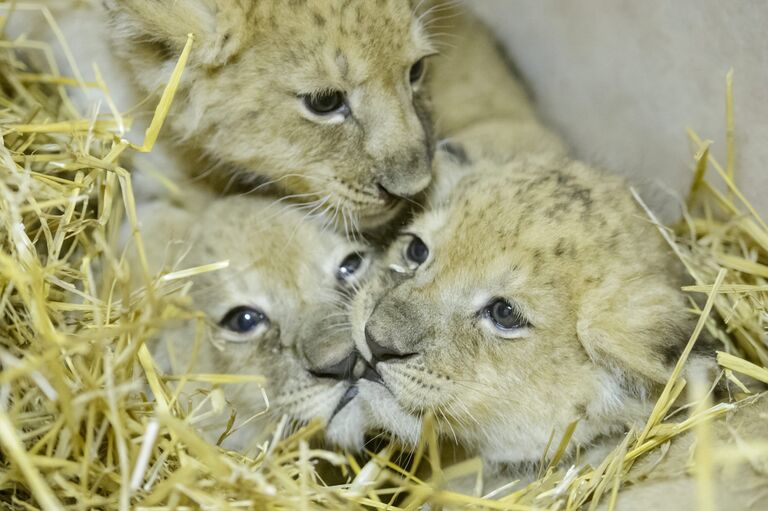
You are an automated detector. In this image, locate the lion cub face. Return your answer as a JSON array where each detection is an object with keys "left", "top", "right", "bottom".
[
  {"left": 351, "top": 155, "right": 698, "bottom": 464},
  {"left": 138, "top": 196, "right": 371, "bottom": 448},
  {"left": 107, "top": 0, "right": 436, "bottom": 229}
]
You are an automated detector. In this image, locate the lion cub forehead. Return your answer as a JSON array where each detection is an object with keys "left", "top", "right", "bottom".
[
  {"left": 253, "top": 0, "right": 434, "bottom": 89},
  {"left": 267, "top": 0, "right": 418, "bottom": 32},
  {"left": 196, "top": 197, "right": 354, "bottom": 276},
  {"left": 259, "top": 0, "right": 432, "bottom": 55},
  {"left": 446, "top": 160, "right": 621, "bottom": 229},
  {"left": 408, "top": 207, "right": 449, "bottom": 238},
  {"left": 411, "top": 160, "right": 631, "bottom": 281}
]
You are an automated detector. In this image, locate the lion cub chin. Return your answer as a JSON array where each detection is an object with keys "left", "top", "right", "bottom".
[
  {"left": 346, "top": 150, "right": 709, "bottom": 466},
  {"left": 131, "top": 194, "right": 371, "bottom": 451}
]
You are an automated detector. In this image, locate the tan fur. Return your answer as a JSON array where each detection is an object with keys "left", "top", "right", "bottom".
[
  {"left": 18, "top": 1, "right": 563, "bottom": 231},
  {"left": 601, "top": 395, "right": 768, "bottom": 511},
  {"left": 425, "top": 5, "right": 567, "bottom": 162},
  {"left": 104, "top": 0, "right": 438, "bottom": 229},
  {"left": 346, "top": 153, "right": 702, "bottom": 466},
  {"left": 331, "top": 13, "right": 768, "bottom": 501},
  {"left": 421, "top": 4, "right": 568, "bottom": 207},
  {"left": 131, "top": 193, "right": 370, "bottom": 450},
  {"left": 344, "top": 151, "right": 768, "bottom": 505}
]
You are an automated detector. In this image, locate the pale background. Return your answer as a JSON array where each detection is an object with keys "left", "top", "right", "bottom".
[{"left": 469, "top": 0, "right": 767, "bottom": 216}]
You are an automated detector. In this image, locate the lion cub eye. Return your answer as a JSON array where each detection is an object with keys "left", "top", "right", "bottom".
[
  {"left": 409, "top": 58, "right": 426, "bottom": 84},
  {"left": 485, "top": 299, "right": 530, "bottom": 332},
  {"left": 337, "top": 251, "right": 367, "bottom": 283},
  {"left": 302, "top": 90, "right": 348, "bottom": 116},
  {"left": 404, "top": 235, "right": 429, "bottom": 266},
  {"left": 219, "top": 306, "right": 269, "bottom": 335}
]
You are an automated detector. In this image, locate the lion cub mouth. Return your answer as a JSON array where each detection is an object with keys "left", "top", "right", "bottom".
[
  {"left": 336, "top": 182, "right": 394, "bottom": 205},
  {"left": 330, "top": 385, "right": 359, "bottom": 419}
]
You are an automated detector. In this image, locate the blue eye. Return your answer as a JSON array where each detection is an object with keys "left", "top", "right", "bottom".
[
  {"left": 485, "top": 299, "right": 529, "bottom": 331},
  {"left": 302, "top": 90, "right": 348, "bottom": 115},
  {"left": 219, "top": 306, "right": 268, "bottom": 334},
  {"left": 337, "top": 251, "right": 366, "bottom": 282},
  {"left": 409, "top": 58, "right": 426, "bottom": 83},
  {"left": 405, "top": 235, "right": 429, "bottom": 265}
]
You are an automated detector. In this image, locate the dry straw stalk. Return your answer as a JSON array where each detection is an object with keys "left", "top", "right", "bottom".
[{"left": 0, "top": 4, "right": 766, "bottom": 510}]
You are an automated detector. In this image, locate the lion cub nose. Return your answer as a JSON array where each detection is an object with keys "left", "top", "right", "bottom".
[
  {"left": 308, "top": 352, "right": 358, "bottom": 380},
  {"left": 365, "top": 324, "right": 416, "bottom": 365},
  {"left": 375, "top": 148, "right": 433, "bottom": 200}
]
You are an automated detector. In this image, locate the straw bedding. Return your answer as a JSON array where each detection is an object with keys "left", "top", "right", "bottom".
[{"left": 1, "top": 5, "right": 766, "bottom": 510}]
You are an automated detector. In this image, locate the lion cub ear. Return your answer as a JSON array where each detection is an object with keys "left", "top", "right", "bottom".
[
  {"left": 427, "top": 141, "right": 470, "bottom": 206},
  {"left": 576, "top": 274, "right": 696, "bottom": 387},
  {"left": 104, "top": 0, "right": 250, "bottom": 68}
]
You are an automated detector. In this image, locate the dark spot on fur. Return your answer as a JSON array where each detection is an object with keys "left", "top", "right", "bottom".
[
  {"left": 572, "top": 188, "right": 592, "bottom": 208},
  {"left": 556, "top": 171, "right": 574, "bottom": 186},
  {"left": 523, "top": 173, "right": 553, "bottom": 194},
  {"left": 129, "top": 35, "right": 177, "bottom": 62},
  {"left": 661, "top": 323, "right": 716, "bottom": 366},
  {"left": 608, "top": 230, "right": 621, "bottom": 250},
  {"left": 554, "top": 238, "right": 567, "bottom": 257},
  {"left": 661, "top": 342, "right": 685, "bottom": 367},
  {"left": 545, "top": 201, "right": 571, "bottom": 218},
  {"left": 313, "top": 12, "right": 326, "bottom": 26},
  {"left": 439, "top": 141, "right": 470, "bottom": 165},
  {"left": 413, "top": 93, "right": 436, "bottom": 165},
  {"left": 512, "top": 219, "right": 523, "bottom": 238}
]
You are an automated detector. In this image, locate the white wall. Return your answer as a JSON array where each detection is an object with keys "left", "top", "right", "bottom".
[{"left": 469, "top": 0, "right": 768, "bottom": 216}]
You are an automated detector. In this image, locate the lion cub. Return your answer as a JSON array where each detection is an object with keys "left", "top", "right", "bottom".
[
  {"left": 346, "top": 149, "right": 768, "bottom": 505},
  {"left": 18, "top": 0, "right": 563, "bottom": 231},
  {"left": 133, "top": 194, "right": 371, "bottom": 450},
  {"left": 348, "top": 149, "right": 702, "bottom": 460},
  {"left": 105, "top": 0, "right": 440, "bottom": 229}
]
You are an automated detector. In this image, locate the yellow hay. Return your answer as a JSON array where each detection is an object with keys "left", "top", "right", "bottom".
[{"left": 0, "top": 5, "right": 766, "bottom": 510}]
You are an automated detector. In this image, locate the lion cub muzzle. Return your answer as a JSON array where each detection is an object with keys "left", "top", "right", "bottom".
[{"left": 364, "top": 294, "right": 424, "bottom": 367}]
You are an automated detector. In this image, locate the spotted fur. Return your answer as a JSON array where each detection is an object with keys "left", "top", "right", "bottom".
[{"left": 344, "top": 154, "right": 709, "bottom": 467}]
